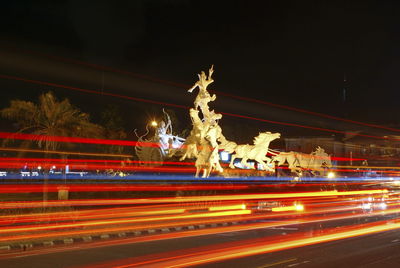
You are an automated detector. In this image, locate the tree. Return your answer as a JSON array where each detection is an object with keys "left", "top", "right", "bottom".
[
  {"left": 101, "top": 104, "right": 127, "bottom": 155},
  {"left": 1, "top": 91, "right": 104, "bottom": 151},
  {"left": 1, "top": 91, "right": 104, "bottom": 204}
]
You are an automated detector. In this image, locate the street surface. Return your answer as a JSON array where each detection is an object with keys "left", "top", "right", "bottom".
[{"left": 0, "top": 213, "right": 399, "bottom": 268}]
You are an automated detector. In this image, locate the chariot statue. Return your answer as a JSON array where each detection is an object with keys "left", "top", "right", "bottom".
[
  {"left": 134, "top": 109, "right": 185, "bottom": 165},
  {"left": 134, "top": 65, "right": 333, "bottom": 178},
  {"left": 272, "top": 146, "right": 332, "bottom": 177}
]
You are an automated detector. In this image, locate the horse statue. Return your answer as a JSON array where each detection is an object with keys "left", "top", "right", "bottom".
[
  {"left": 273, "top": 146, "right": 332, "bottom": 177},
  {"left": 226, "top": 131, "right": 281, "bottom": 171}
]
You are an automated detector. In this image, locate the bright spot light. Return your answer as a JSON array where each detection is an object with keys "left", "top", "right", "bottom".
[
  {"left": 209, "top": 204, "right": 247, "bottom": 211},
  {"left": 362, "top": 203, "right": 372, "bottom": 210},
  {"left": 52, "top": 165, "right": 56, "bottom": 169},
  {"left": 379, "top": 203, "right": 387, "bottom": 210},
  {"left": 150, "top": 121, "right": 158, "bottom": 127},
  {"left": 272, "top": 203, "right": 304, "bottom": 212},
  {"left": 220, "top": 151, "right": 229, "bottom": 161},
  {"left": 327, "top": 172, "right": 335, "bottom": 179},
  {"left": 37, "top": 166, "right": 42, "bottom": 170}
]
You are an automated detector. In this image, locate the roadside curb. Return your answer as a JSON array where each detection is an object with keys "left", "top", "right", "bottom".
[{"left": 0, "top": 221, "right": 241, "bottom": 253}]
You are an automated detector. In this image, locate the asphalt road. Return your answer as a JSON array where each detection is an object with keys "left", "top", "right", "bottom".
[
  {"left": 1, "top": 216, "right": 400, "bottom": 268},
  {"left": 197, "top": 229, "right": 400, "bottom": 268}
]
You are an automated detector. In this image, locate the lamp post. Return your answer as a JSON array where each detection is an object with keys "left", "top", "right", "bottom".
[{"left": 150, "top": 120, "right": 158, "bottom": 127}]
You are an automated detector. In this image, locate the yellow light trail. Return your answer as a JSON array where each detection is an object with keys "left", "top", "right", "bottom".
[
  {"left": 208, "top": 204, "right": 246, "bottom": 211},
  {"left": 0, "top": 209, "right": 252, "bottom": 236},
  {"left": 118, "top": 220, "right": 400, "bottom": 268},
  {"left": 271, "top": 204, "right": 304, "bottom": 212},
  {"left": 0, "top": 189, "right": 389, "bottom": 209},
  {"left": 2, "top": 200, "right": 400, "bottom": 244}
]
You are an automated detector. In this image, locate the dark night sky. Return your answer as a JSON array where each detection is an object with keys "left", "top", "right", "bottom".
[{"left": 1, "top": 0, "right": 400, "bottom": 140}]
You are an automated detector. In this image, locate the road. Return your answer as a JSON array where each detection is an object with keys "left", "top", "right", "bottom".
[{"left": 1, "top": 215, "right": 400, "bottom": 268}]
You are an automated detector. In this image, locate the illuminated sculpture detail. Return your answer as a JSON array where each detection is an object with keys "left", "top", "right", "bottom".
[
  {"left": 135, "top": 109, "right": 184, "bottom": 165},
  {"left": 179, "top": 66, "right": 227, "bottom": 177},
  {"left": 273, "top": 146, "right": 332, "bottom": 176},
  {"left": 188, "top": 65, "right": 217, "bottom": 118},
  {"left": 181, "top": 65, "right": 281, "bottom": 177},
  {"left": 224, "top": 132, "right": 281, "bottom": 171},
  {"left": 135, "top": 66, "right": 331, "bottom": 177}
]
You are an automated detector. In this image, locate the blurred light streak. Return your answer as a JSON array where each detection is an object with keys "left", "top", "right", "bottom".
[
  {"left": 0, "top": 181, "right": 381, "bottom": 194},
  {"left": 0, "top": 189, "right": 389, "bottom": 209},
  {"left": 0, "top": 132, "right": 156, "bottom": 147},
  {"left": 0, "top": 147, "right": 131, "bottom": 158},
  {"left": 0, "top": 157, "right": 194, "bottom": 166},
  {"left": 0, "top": 162, "right": 196, "bottom": 173},
  {"left": 218, "top": 111, "right": 400, "bottom": 141},
  {"left": 0, "top": 209, "right": 252, "bottom": 236},
  {"left": 3, "top": 198, "right": 400, "bottom": 244},
  {"left": 0, "top": 74, "right": 189, "bottom": 110},
  {"left": 208, "top": 204, "right": 246, "bottom": 211},
  {"left": 0, "top": 204, "right": 208, "bottom": 225},
  {"left": 335, "top": 164, "right": 400, "bottom": 170},
  {"left": 5, "top": 46, "right": 400, "bottom": 134},
  {"left": 0, "top": 184, "right": 250, "bottom": 194},
  {"left": 3, "top": 194, "right": 386, "bottom": 226},
  {"left": 271, "top": 204, "right": 304, "bottom": 212},
  {"left": 1, "top": 74, "right": 400, "bottom": 141},
  {"left": 214, "top": 91, "right": 400, "bottom": 133},
  {"left": 0, "top": 195, "right": 385, "bottom": 226},
  {"left": 119, "top": 220, "right": 400, "bottom": 268}
]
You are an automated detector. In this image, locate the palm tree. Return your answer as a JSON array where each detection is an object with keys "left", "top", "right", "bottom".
[
  {"left": 2, "top": 91, "right": 104, "bottom": 150},
  {"left": 1, "top": 91, "right": 104, "bottom": 204}
]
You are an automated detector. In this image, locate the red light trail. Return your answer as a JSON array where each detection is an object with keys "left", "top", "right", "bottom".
[
  {"left": 98, "top": 219, "right": 400, "bottom": 268},
  {"left": 0, "top": 74, "right": 399, "bottom": 141},
  {"left": 3, "top": 46, "right": 400, "bottom": 134},
  {"left": 0, "top": 189, "right": 388, "bottom": 209}
]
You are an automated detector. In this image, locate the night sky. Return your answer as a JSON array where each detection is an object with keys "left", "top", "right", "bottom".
[{"left": 1, "top": 0, "right": 400, "bottom": 141}]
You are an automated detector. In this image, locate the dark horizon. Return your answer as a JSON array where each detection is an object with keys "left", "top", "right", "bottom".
[{"left": 1, "top": 0, "right": 400, "bottom": 140}]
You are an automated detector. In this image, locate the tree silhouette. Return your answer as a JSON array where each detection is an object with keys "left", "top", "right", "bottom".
[{"left": 1, "top": 91, "right": 104, "bottom": 151}]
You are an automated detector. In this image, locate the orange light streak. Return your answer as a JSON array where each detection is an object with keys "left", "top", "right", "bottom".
[
  {"left": 0, "top": 209, "right": 252, "bottom": 236},
  {"left": 122, "top": 220, "right": 400, "bottom": 268},
  {"left": 0, "top": 189, "right": 388, "bottom": 209},
  {"left": 208, "top": 204, "right": 246, "bottom": 211},
  {"left": 2, "top": 199, "right": 400, "bottom": 244},
  {"left": 0, "top": 184, "right": 250, "bottom": 194}
]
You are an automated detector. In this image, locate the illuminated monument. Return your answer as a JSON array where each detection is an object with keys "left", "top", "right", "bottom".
[
  {"left": 135, "top": 66, "right": 332, "bottom": 178},
  {"left": 182, "top": 65, "right": 226, "bottom": 177},
  {"left": 180, "top": 65, "right": 281, "bottom": 177}
]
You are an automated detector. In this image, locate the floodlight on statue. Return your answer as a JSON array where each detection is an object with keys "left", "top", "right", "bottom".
[
  {"left": 150, "top": 121, "right": 158, "bottom": 127},
  {"left": 220, "top": 151, "right": 230, "bottom": 161},
  {"left": 327, "top": 172, "right": 335, "bottom": 179}
]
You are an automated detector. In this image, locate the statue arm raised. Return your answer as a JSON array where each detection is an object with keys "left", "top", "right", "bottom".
[{"left": 188, "top": 82, "right": 199, "bottom": 93}]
